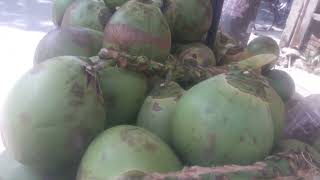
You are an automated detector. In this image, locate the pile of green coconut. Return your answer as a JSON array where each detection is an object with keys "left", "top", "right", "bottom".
[{"left": 1, "top": 0, "right": 319, "bottom": 179}]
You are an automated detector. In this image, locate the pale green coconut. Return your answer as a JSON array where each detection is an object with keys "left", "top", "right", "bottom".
[
  {"left": 34, "top": 27, "right": 103, "bottom": 65},
  {"left": 62, "top": 0, "right": 113, "bottom": 32},
  {"left": 76, "top": 125, "right": 182, "bottom": 180},
  {"left": 1, "top": 56, "right": 106, "bottom": 173},
  {"left": 137, "top": 82, "right": 184, "bottom": 144},
  {"left": 172, "top": 71, "right": 274, "bottom": 166}
]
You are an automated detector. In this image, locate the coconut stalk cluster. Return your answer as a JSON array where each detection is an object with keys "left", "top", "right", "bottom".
[{"left": 0, "top": 0, "right": 318, "bottom": 179}]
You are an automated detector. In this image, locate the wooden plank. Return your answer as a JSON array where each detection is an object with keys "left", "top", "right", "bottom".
[
  {"left": 280, "top": 0, "right": 305, "bottom": 47},
  {"left": 289, "top": 0, "right": 320, "bottom": 48}
]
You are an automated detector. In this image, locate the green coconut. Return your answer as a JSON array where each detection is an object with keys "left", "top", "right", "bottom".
[
  {"left": 171, "top": 71, "right": 274, "bottom": 166},
  {"left": 76, "top": 125, "right": 182, "bottom": 180},
  {"left": 247, "top": 36, "right": 280, "bottom": 71},
  {"left": 62, "top": 0, "right": 113, "bottom": 32},
  {"left": 1, "top": 56, "right": 106, "bottom": 173},
  {"left": 264, "top": 69, "right": 295, "bottom": 102},
  {"left": 137, "top": 82, "right": 184, "bottom": 144},
  {"left": 0, "top": 151, "right": 75, "bottom": 180},
  {"left": 265, "top": 84, "right": 285, "bottom": 143},
  {"left": 103, "top": 0, "right": 171, "bottom": 61},
  {"left": 61, "top": 0, "right": 113, "bottom": 32},
  {"left": 247, "top": 36, "right": 280, "bottom": 57},
  {"left": 98, "top": 66, "right": 148, "bottom": 127},
  {"left": 34, "top": 27, "right": 103, "bottom": 65},
  {"left": 52, "top": 0, "right": 75, "bottom": 26},
  {"left": 176, "top": 43, "right": 216, "bottom": 67},
  {"left": 163, "top": 0, "right": 212, "bottom": 42}
]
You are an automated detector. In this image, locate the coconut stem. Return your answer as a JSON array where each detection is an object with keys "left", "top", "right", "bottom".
[
  {"left": 97, "top": 48, "right": 275, "bottom": 86},
  {"left": 117, "top": 152, "right": 320, "bottom": 180}
]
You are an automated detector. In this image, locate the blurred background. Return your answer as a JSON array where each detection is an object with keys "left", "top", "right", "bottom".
[{"left": 0, "top": 0, "right": 54, "bottom": 152}]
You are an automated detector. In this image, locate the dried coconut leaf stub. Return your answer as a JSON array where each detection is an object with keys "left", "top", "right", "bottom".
[
  {"left": 117, "top": 152, "right": 320, "bottom": 180},
  {"left": 213, "top": 31, "right": 243, "bottom": 65},
  {"left": 284, "top": 94, "right": 320, "bottom": 144}
]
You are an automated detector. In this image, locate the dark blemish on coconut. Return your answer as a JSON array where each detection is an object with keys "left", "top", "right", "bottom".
[
  {"left": 71, "top": 82, "right": 84, "bottom": 98},
  {"left": 105, "top": 95, "right": 116, "bottom": 107},
  {"left": 120, "top": 127, "right": 140, "bottom": 146},
  {"left": 240, "top": 136, "right": 244, "bottom": 143},
  {"left": 69, "top": 82, "right": 85, "bottom": 106},
  {"left": 71, "top": 30, "right": 92, "bottom": 49},
  {"left": 252, "top": 137, "right": 257, "bottom": 144},
  {"left": 204, "top": 133, "right": 216, "bottom": 160},
  {"left": 19, "top": 112, "right": 32, "bottom": 125},
  {"left": 152, "top": 102, "right": 162, "bottom": 112},
  {"left": 69, "top": 127, "right": 91, "bottom": 152},
  {"left": 144, "top": 141, "right": 158, "bottom": 152}
]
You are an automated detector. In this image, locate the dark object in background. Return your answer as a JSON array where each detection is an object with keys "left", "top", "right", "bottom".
[
  {"left": 205, "top": 0, "right": 225, "bottom": 47},
  {"left": 284, "top": 94, "right": 320, "bottom": 144},
  {"left": 219, "top": 0, "right": 261, "bottom": 46}
]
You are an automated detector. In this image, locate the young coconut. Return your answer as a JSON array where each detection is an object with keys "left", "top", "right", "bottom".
[
  {"left": 265, "top": 85, "right": 285, "bottom": 144},
  {"left": 62, "top": 0, "right": 113, "bottom": 32},
  {"left": 1, "top": 56, "right": 106, "bottom": 173},
  {"left": 263, "top": 69, "right": 295, "bottom": 102},
  {"left": 34, "top": 27, "right": 103, "bottom": 65},
  {"left": 103, "top": 0, "right": 171, "bottom": 62},
  {"left": 52, "top": 0, "right": 75, "bottom": 26},
  {"left": 163, "top": 0, "right": 213, "bottom": 42},
  {"left": 220, "top": 36, "right": 280, "bottom": 72},
  {"left": 137, "top": 81, "right": 184, "bottom": 144},
  {"left": 98, "top": 66, "right": 148, "bottom": 127},
  {"left": 171, "top": 70, "right": 275, "bottom": 166},
  {"left": 176, "top": 43, "right": 216, "bottom": 67},
  {"left": 76, "top": 125, "right": 182, "bottom": 180}
]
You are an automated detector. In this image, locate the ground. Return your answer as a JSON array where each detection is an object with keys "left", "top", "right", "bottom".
[{"left": 0, "top": 0, "right": 320, "bottom": 154}]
